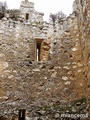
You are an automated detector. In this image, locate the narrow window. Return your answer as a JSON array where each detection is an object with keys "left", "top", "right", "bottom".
[
  {"left": 35, "top": 40, "right": 42, "bottom": 61},
  {"left": 26, "top": 13, "right": 29, "bottom": 20},
  {"left": 36, "top": 42, "right": 41, "bottom": 61},
  {"left": 18, "top": 109, "right": 26, "bottom": 120}
]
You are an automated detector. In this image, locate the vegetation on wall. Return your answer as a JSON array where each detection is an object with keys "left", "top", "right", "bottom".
[
  {"left": 8, "top": 9, "right": 20, "bottom": 21},
  {"left": 49, "top": 10, "right": 66, "bottom": 23},
  {"left": 0, "top": 1, "right": 7, "bottom": 19}
]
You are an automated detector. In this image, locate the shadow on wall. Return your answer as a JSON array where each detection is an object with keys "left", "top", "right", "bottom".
[{"left": 0, "top": 116, "right": 8, "bottom": 120}]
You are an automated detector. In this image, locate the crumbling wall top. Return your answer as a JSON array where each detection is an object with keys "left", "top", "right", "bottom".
[{"left": 20, "top": 0, "right": 34, "bottom": 8}]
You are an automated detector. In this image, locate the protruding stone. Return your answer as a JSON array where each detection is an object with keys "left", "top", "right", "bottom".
[
  {"left": 55, "top": 113, "right": 60, "bottom": 118},
  {"left": 62, "top": 76, "right": 68, "bottom": 80}
]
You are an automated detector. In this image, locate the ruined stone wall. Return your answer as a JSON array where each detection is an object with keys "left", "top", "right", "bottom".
[
  {"left": 0, "top": 0, "right": 90, "bottom": 119},
  {"left": 19, "top": 0, "right": 44, "bottom": 22},
  {"left": 76, "top": 0, "right": 90, "bottom": 114}
]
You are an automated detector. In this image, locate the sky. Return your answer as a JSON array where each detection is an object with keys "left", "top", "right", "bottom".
[{"left": 0, "top": 0, "right": 75, "bottom": 21}]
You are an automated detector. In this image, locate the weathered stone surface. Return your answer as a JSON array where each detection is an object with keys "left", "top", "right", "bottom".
[{"left": 0, "top": 0, "right": 90, "bottom": 119}]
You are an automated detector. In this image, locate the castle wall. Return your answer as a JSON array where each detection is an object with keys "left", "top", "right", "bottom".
[
  {"left": 19, "top": 0, "right": 44, "bottom": 22},
  {"left": 0, "top": 0, "right": 90, "bottom": 119}
]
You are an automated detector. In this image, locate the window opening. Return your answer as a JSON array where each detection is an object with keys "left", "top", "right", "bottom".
[
  {"left": 18, "top": 109, "right": 26, "bottom": 120},
  {"left": 36, "top": 42, "right": 42, "bottom": 61},
  {"left": 26, "top": 13, "right": 29, "bottom": 20}
]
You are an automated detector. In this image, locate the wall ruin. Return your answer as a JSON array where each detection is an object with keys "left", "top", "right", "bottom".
[{"left": 0, "top": 0, "right": 90, "bottom": 119}]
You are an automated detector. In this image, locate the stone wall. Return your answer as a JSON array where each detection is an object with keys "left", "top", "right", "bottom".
[
  {"left": 0, "top": 0, "right": 90, "bottom": 119},
  {"left": 19, "top": 0, "right": 44, "bottom": 22}
]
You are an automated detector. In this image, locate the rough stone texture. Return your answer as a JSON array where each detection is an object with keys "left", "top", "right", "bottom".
[
  {"left": 19, "top": 0, "right": 44, "bottom": 22},
  {"left": 0, "top": 0, "right": 90, "bottom": 119}
]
